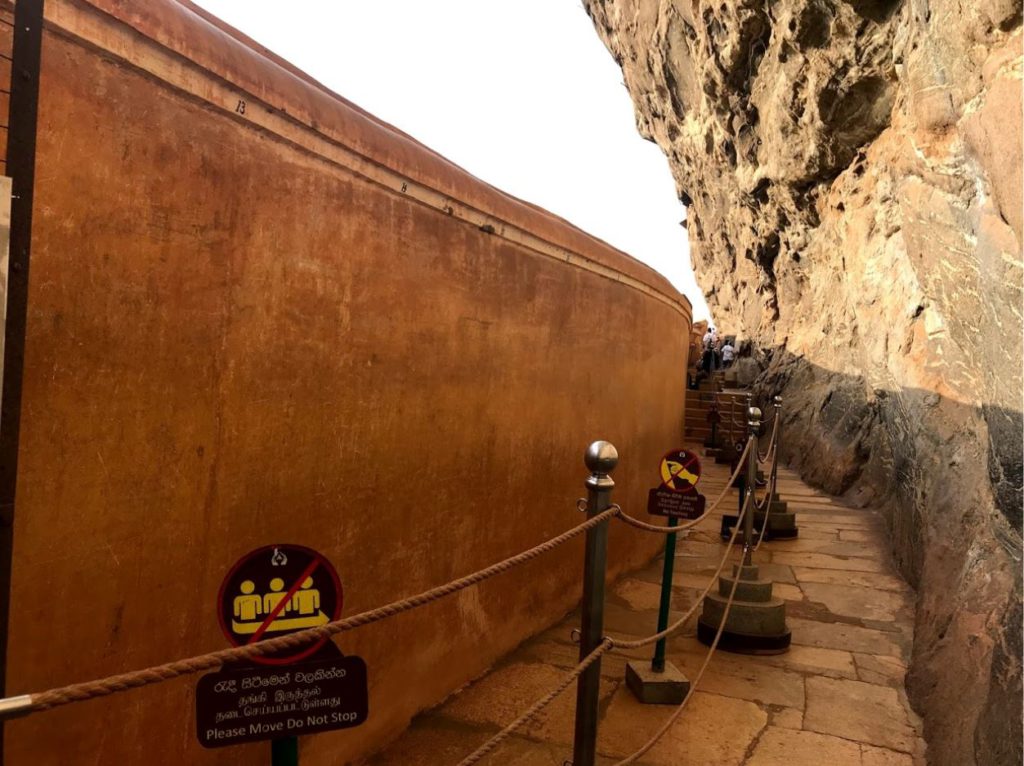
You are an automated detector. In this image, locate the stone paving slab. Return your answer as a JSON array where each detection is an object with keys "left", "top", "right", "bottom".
[
  {"left": 366, "top": 451, "right": 926, "bottom": 765},
  {"left": 793, "top": 566, "right": 913, "bottom": 593}
]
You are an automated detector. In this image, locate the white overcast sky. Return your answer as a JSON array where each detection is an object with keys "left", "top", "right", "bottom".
[{"left": 192, "top": 0, "right": 710, "bottom": 320}]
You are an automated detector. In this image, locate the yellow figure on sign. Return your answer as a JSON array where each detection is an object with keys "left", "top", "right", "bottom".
[
  {"left": 233, "top": 580, "right": 263, "bottom": 622},
  {"left": 289, "top": 576, "right": 321, "bottom": 616},
  {"left": 263, "top": 577, "right": 288, "bottom": 614},
  {"left": 230, "top": 574, "right": 333, "bottom": 635},
  {"left": 661, "top": 459, "right": 698, "bottom": 490}
]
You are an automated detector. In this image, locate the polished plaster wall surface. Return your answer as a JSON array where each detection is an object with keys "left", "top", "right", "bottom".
[{"left": 2, "top": 2, "right": 690, "bottom": 764}]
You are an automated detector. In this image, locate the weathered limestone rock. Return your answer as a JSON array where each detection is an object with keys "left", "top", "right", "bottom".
[{"left": 584, "top": 1, "right": 1023, "bottom": 764}]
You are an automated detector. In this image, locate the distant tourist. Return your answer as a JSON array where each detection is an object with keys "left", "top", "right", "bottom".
[
  {"left": 700, "top": 342, "right": 714, "bottom": 373},
  {"left": 702, "top": 326, "right": 715, "bottom": 348},
  {"left": 722, "top": 341, "right": 735, "bottom": 368}
]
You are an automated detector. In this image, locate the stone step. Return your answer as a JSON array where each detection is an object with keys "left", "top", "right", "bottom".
[{"left": 685, "top": 401, "right": 715, "bottom": 410}]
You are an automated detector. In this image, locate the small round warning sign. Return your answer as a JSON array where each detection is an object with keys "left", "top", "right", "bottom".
[
  {"left": 659, "top": 449, "right": 702, "bottom": 493},
  {"left": 217, "top": 544, "right": 343, "bottom": 665}
]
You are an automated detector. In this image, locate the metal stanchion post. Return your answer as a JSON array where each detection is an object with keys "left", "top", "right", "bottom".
[
  {"left": 697, "top": 403, "right": 791, "bottom": 653},
  {"left": 572, "top": 441, "right": 616, "bottom": 766},
  {"left": 744, "top": 407, "right": 761, "bottom": 566},
  {"left": 764, "top": 395, "right": 798, "bottom": 539},
  {"left": 772, "top": 396, "right": 782, "bottom": 488}
]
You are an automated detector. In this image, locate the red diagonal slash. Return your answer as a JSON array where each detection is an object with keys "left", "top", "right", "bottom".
[
  {"left": 248, "top": 558, "right": 322, "bottom": 644},
  {"left": 662, "top": 454, "right": 700, "bottom": 493}
]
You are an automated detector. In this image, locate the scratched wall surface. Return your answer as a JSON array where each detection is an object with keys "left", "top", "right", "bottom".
[{"left": 3, "top": 1, "right": 690, "bottom": 764}]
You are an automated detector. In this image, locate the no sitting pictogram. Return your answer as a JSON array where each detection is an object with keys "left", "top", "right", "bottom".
[{"left": 217, "top": 544, "right": 343, "bottom": 665}]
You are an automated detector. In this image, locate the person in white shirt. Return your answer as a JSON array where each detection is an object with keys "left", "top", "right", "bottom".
[
  {"left": 721, "top": 341, "right": 735, "bottom": 368},
  {"left": 702, "top": 328, "right": 715, "bottom": 347}
]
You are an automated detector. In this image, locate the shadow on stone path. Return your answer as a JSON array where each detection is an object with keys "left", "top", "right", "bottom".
[{"left": 365, "top": 446, "right": 927, "bottom": 766}]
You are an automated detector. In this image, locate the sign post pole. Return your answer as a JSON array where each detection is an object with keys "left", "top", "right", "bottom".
[
  {"left": 627, "top": 448, "right": 698, "bottom": 704},
  {"left": 572, "top": 441, "right": 617, "bottom": 766},
  {"left": 271, "top": 737, "right": 298, "bottom": 766},
  {"left": 650, "top": 515, "right": 679, "bottom": 672}
]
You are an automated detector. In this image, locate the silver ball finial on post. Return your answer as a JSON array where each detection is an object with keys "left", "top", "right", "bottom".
[
  {"left": 747, "top": 406, "right": 762, "bottom": 428},
  {"left": 584, "top": 441, "right": 618, "bottom": 489},
  {"left": 773, "top": 396, "right": 782, "bottom": 409}
]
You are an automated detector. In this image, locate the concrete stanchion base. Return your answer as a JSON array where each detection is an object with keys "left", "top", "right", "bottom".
[
  {"left": 696, "top": 620, "right": 792, "bottom": 654},
  {"left": 720, "top": 514, "right": 764, "bottom": 542},
  {"left": 698, "top": 564, "right": 791, "bottom": 655},
  {"left": 755, "top": 509, "right": 799, "bottom": 539},
  {"left": 720, "top": 513, "right": 797, "bottom": 540},
  {"left": 625, "top": 660, "right": 691, "bottom": 704}
]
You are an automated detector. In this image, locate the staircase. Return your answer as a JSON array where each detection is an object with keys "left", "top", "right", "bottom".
[{"left": 684, "top": 371, "right": 748, "bottom": 447}]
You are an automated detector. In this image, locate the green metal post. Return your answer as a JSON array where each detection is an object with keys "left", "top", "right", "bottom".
[
  {"left": 651, "top": 516, "right": 679, "bottom": 672},
  {"left": 272, "top": 737, "right": 298, "bottom": 766}
]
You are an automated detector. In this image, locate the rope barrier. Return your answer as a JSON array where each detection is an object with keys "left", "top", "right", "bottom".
[
  {"left": 1, "top": 404, "right": 786, "bottom": 766},
  {"left": 453, "top": 497, "right": 753, "bottom": 764},
  {"left": 613, "top": 439, "right": 752, "bottom": 535},
  {"left": 610, "top": 497, "right": 745, "bottom": 650},
  {"left": 455, "top": 639, "right": 613, "bottom": 766},
  {"left": 454, "top": 422, "right": 782, "bottom": 765},
  {"left": 609, "top": 495, "right": 773, "bottom": 765},
  {"left": 757, "top": 412, "right": 780, "bottom": 464},
  {"left": 755, "top": 458, "right": 779, "bottom": 512},
  {"left": 2, "top": 506, "right": 620, "bottom": 718}
]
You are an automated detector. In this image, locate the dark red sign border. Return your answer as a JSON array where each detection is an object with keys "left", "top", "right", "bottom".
[
  {"left": 216, "top": 544, "right": 343, "bottom": 666},
  {"left": 659, "top": 449, "right": 702, "bottom": 494}
]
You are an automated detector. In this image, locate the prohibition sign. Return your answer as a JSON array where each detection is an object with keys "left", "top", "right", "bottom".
[
  {"left": 217, "top": 544, "right": 343, "bottom": 666},
  {"left": 658, "top": 449, "right": 702, "bottom": 493}
]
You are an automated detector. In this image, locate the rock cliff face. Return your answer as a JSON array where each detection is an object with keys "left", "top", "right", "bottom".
[{"left": 584, "top": 1, "right": 1022, "bottom": 763}]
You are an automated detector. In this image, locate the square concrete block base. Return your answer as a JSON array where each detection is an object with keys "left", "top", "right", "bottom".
[{"left": 625, "top": 660, "right": 691, "bottom": 704}]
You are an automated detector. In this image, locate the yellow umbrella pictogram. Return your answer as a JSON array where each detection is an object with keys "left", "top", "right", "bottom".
[{"left": 660, "top": 453, "right": 699, "bottom": 491}]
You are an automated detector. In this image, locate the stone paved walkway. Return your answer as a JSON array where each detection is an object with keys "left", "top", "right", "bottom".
[{"left": 366, "top": 448, "right": 927, "bottom": 766}]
